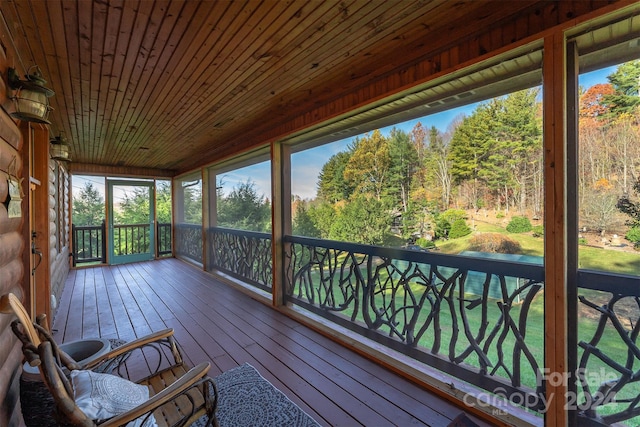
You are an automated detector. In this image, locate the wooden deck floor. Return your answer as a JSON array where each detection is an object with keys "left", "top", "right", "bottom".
[{"left": 51, "top": 258, "right": 490, "bottom": 427}]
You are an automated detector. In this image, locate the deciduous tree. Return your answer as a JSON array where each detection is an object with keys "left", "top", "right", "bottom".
[{"left": 343, "top": 130, "right": 390, "bottom": 200}]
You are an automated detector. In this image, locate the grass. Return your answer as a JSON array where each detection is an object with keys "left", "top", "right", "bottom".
[
  {"left": 295, "top": 223, "right": 640, "bottom": 424},
  {"left": 435, "top": 224, "right": 640, "bottom": 424},
  {"left": 436, "top": 222, "right": 640, "bottom": 275}
]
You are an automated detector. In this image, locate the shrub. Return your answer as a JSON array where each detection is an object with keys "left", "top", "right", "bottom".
[
  {"left": 434, "top": 216, "right": 451, "bottom": 239},
  {"left": 506, "top": 216, "right": 532, "bottom": 233},
  {"left": 416, "top": 237, "right": 436, "bottom": 249},
  {"left": 467, "top": 233, "right": 522, "bottom": 253},
  {"left": 449, "top": 218, "right": 472, "bottom": 239},
  {"left": 496, "top": 212, "right": 505, "bottom": 219},
  {"left": 578, "top": 237, "right": 588, "bottom": 245},
  {"left": 531, "top": 225, "right": 544, "bottom": 238},
  {"left": 434, "top": 209, "right": 468, "bottom": 239},
  {"left": 626, "top": 227, "right": 640, "bottom": 244}
]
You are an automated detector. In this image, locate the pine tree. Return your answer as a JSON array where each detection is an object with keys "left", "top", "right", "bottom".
[{"left": 73, "top": 182, "right": 104, "bottom": 226}]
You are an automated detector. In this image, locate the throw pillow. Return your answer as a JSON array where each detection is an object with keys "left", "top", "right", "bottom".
[{"left": 71, "top": 369, "right": 157, "bottom": 427}]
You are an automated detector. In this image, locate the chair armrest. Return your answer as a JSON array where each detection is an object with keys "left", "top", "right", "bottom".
[
  {"left": 82, "top": 328, "right": 181, "bottom": 372},
  {"left": 99, "top": 362, "right": 214, "bottom": 427}
]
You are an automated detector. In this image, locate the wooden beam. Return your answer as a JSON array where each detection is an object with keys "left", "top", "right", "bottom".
[
  {"left": 542, "top": 31, "right": 568, "bottom": 427},
  {"left": 69, "top": 163, "right": 175, "bottom": 178},
  {"left": 271, "top": 141, "right": 291, "bottom": 307}
]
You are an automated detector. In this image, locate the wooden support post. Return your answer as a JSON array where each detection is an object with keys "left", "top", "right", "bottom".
[
  {"left": 271, "top": 141, "right": 291, "bottom": 307},
  {"left": 203, "top": 168, "right": 218, "bottom": 270},
  {"left": 543, "top": 31, "right": 569, "bottom": 427},
  {"left": 201, "top": 168, "right": 209, "bottom": 270},
  {"left": 565, "top": 40, "right": 579, "bottom": 427}
]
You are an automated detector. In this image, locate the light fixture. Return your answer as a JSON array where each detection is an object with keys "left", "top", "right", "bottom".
[
  {"left": 50, "top": 134, "right": 71, "bottom": 162},
  {"left": 7, "top": 66, "right": 55, "bottom": 124}
]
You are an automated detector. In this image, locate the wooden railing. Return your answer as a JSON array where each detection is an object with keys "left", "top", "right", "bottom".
[
  {"left": 72, "top": 221, "right": 106, "bottom": 266},
  {"left": 157, "top": 222, "right": 172, "bottom": 256},
  {"left": 72, "top": 222, "right": 172, "bottom": 264},
  {"left": 113, "top": 223, "right": 150, "bottom": 255}
]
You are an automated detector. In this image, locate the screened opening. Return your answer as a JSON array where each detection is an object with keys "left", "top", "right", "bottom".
[
  {"left": 572, "top": 11, "right": 640, "bottom": 426},
  {"left": 214, "top": 159, "right": 272, "bottom": 233},
  {"left": 174, "top": 172, "right": 203, "bottom": 264},
  {"left": 284, "top": 43, "right": 548, "bottom": 418},
  {"left": 205, "top": 152, "right": 273, "bottom": 291},
  {"left": 289, "top": 45, "right": 545, "bottom": 260}
]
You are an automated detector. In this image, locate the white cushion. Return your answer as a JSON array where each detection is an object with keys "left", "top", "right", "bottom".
[{"left": 71, "top": 370, "right": 157, "bottom": 427}]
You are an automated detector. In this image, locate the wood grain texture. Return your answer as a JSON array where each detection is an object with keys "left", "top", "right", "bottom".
[
  {"left": 52, "top": 258, "right": 495, "bottom": 427},
  {"left": 0, "top": 0, "right": 623, "bottom": 174}
]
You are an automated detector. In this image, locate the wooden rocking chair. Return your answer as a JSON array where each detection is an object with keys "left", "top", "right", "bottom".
[{"left": 1, "top": 293, "right": 218, "bottom": 427}]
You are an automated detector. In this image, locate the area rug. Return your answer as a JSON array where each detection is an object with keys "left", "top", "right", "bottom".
[{"left": 194, "top": 363, "right": 320, "bottom": 427}]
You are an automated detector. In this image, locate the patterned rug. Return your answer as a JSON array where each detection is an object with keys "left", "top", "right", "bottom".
[{"left": 194, "top": 363, "right": 320, "bottom": 427}]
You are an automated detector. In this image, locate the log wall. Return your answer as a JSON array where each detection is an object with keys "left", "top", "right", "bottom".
[
  {"left": 49, "top": 160, "right": 70, "bottom": 312},
  {"left": 0, "top": 46, "right": 26, "bottom": 427}
]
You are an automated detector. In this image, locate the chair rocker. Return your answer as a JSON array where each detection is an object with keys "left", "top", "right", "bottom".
[{"left": 1, "top": 293, "right": 218, "bottom": 427}]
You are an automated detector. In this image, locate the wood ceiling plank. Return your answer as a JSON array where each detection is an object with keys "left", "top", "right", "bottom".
[
  {"left": 128, "top": 0, "right": 301, "bottom": 166},
  {"left": 26, "top": 0, "right": 61, "bottom": 131},
  {"left": 0, "top": 1, "right": 27, "bottom": 68},
  {"left": 238, "top": 0, "right": 419, "bottom": 115},
  {"left": 108, "top": 0, "right": 170, "bottom": 165},
  {"left": 183, "top": 0, "right": 399, "bottom": 143},
  {"left": 122, "top": 0, "right": 256, "bottom": 166},
  {"left": 175, "top": 1, "right": 416, "bottom": 166},
  {"left": 360, "top": 0, "right": 537, "bottom": 81},
  {"left": 193, "top": 0, "right": 537, "bottom": 166},
  {"left": 116, "top": 0, "right": 253, "bottom": 166},
  {"left": 89, "top": 0, "right": 108, "bottom": 162},
  {"left": 100, "top": 0, "right": 139, "bottom": 165},
  {"left": 136, "top": 0, "right": 251, "bottom": 143},
  {"left": 57, "top": 0, "right": 85, "bottom": 159},
  {"left": 102, "top": 0, "right": 153, "bottom": 164},
  {"left": 45, "top": 1, "right": 76, "bottom": 151},
  {"left": 111, "top": 0, "right": 197, "bottom": 165},
  {"left": 191, "top": 0, "right": 355, "bottom": 118},
  {"left": 3, "top": 1, "right": 619, "bottom": 172},
  {"left": 108, "top": 0, "right": 228, "bottom": 166},
  {"left": 121, "top": 0, "right": 205, "bottom": 167},
  {"left": 76, "top": 0, "right": 93, "bottom": 157},
  {"left": 94, "top": 0, "right": 124, "bottom": 163},
  {"left": 143, "top": 1, "right": 350, "bottom": 168}
]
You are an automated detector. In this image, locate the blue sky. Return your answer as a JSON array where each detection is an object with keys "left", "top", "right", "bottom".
[{"left": 76, "top": 66, "right": 616, "bottom": 202}]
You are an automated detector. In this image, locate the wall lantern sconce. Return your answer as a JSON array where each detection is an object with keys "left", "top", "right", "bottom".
[
  {"left": 50, "top": 134, "right": 71, "bottom": 162},
  {"left": 7, "top": 66, "right": 55, "bottom": 124}
]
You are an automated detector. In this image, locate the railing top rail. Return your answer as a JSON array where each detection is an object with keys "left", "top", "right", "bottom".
[
  {"left": 285, "top": 234, "right": 544, "bottom": 281},
  {"left": 113, "top": 223, "right": 151, "bottom": 228},
  {"left": 175, "top": 222, "right": 202, "bottom": 228},
  {"left": 73, "top": 224, "right": 103, "bottom": 231},
  {"left": 210, "top": 226, "right": 271, "bottom": 239},
  {"left": 578, "top": 268, "right": 640, "bottom": 296}
]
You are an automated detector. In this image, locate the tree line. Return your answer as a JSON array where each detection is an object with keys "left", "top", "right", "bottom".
[
  {"left": 294, "top": 61, "right": 640, "bottom": 246},
  {"left": 73, "top": 180, "right": 172, "bottom": 226}
]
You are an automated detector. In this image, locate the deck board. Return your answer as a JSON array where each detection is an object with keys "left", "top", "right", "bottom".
[{"left": 52, "top": 258, "right": 491, "bottom": 427}]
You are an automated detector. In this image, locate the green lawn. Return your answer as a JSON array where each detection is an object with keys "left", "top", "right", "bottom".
[
  {"left": 434, "top": 223, "right": 640, "bottom": 424},
  {"left": 436, "top": 222, "right": 640, "bottom": 275},
  {"left": 293, "top": 224, "right": 640, "bottom": 424}
]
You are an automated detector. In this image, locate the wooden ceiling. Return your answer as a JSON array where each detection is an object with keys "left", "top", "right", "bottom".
[{"left": 0, "top": 1, "right": 623, "bottom": 176}]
